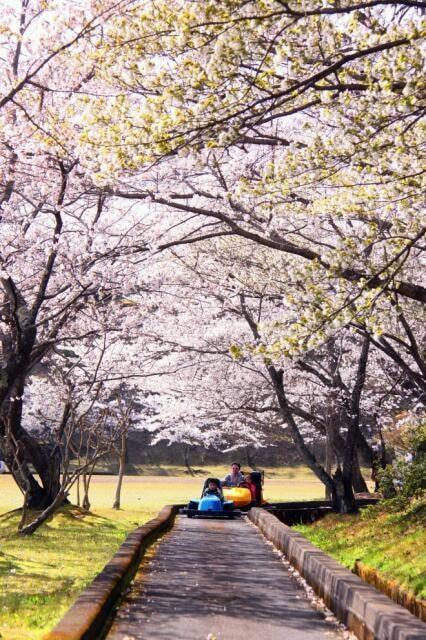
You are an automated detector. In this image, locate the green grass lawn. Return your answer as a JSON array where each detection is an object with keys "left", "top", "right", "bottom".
[
  {"left": 294, "top": 499, "right": 426, "bottom": 600},
  {"left": 0, "top": 468, "right": 325, "bottom": 639}
]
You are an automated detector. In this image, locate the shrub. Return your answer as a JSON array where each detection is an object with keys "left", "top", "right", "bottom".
[{"left": 378, "top": 422, "right": 426, "bottom": 500}]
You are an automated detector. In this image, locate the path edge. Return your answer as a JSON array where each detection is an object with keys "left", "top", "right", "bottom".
[
  {"left": 248, "top": 507, "right": 426, "bottom": 640},
  {"left": 43, "top": 504, "right": 178, "bottom": 640}
]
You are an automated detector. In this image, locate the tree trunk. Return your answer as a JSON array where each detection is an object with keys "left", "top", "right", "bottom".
[
  {"left": 0, "top": 431, "right": 60, "bottom": 509},
  {"left": 19, "top": 435, "right": 62, "bottom": 506},
  {"left": 113, "top": 433, "right": 126, "bottom": 509},
  {"left": 329, "top": 430, "right": 369, "bottom": 495},
  {"left": 1, "top": 385, "right": 62, "bottom": 510},
  {"left": 76, "top": 474, "right": 81, "bottom": 507},
  {"left": 371, "top": 413, "right": 388, "bottom": 491},
  {"left": 183, "top": 445, "right": 195, "bottom": 476},
  {"left": 19, "top": 490, "right": 67, "bottom": 536},
  {"left": 352, "top": 450, "right": 368, "bottom": 493},
  {"left": 82, "top": 472, "right": 91, "bottom": 511},
  {"left": 7, "top": 455, "right": 46, "bottom": 506},
  {"left": 18, "top": 488, "right": 30, "bottom": 531},
  {"left": 341, "top": 336, "right": 371, "bottom": 513},
  {"left": 0, "top": 263, "right": 70, "bottom": 516},
  {"left": 267, "top": 366, "right": 342, "bottom": 505},
  {"left": 330, "top": 467, "right": 356, "bottom": 513},
  {"left": 245, "top": 446, "right": 257, "bottom": 469},
  {"left": 240, "top": 293, "right": 356, "bottom": 513},
  {"left": 324, "top": 428, "right": 333, "bottom": 500}
]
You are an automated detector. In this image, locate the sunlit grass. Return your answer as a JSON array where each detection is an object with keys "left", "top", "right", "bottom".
[
  {"left": 0, "top": 468, "right": 325, "bottom": 638},
  {"left": 0, "top": 506, "right": 147, "bottom": 640},
  {"left": 294, "top": 499, "right": 426, "bottom": 599}
]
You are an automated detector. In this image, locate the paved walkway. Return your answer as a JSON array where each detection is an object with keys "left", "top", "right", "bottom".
[{"left": 106, "top": 516, "right": 345, "bottom": 640}]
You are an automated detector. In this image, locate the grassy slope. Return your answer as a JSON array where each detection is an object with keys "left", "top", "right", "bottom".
[
  {"left": 0, "top": 507, "right": 148, "bottom": 640},
  {"left": 294, "top": 500, "right": 426, "bottom": 600},
  {"left": 0, "top": 468, "right": 324, "bottom": 639}
]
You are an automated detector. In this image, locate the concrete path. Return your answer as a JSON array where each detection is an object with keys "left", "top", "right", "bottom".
[{"left": 106, "top": 516, "right": 346, "bottom": 640}]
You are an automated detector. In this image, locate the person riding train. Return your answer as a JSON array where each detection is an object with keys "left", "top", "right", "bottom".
[
  {"left": 240, "top": 473, "right": 262, "bottom": 507},
  {"left": 182, "top": 470, "right": 264, "bottom": 517},
  {"left": 202, "top": 478, "right": 224, "bottom": 501},
  {"left": 222, "top": 462, "right": 245, "bottom": 487}
]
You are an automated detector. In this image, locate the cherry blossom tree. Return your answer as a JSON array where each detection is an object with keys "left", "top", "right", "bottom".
[
  {"left": 78, "top": 1, "right": 424, "bottom": 305},
  {"left": 126, "top": 233, "right": 423, "bottom": 511},
  {"left": 0, "top": 1, "right": 424, "bottom": 522},
  {"left": 0, "top": 0, "right": 171, "bottom": 512},
  {"left": 16, "top": 343, "right": 137, "bottom": 533}
]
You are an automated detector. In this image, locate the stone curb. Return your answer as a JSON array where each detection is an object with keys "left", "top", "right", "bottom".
[
  {"left": 44, "top": 505, "right": 178, "bottom": 640},
  {"left": 248, "top": 508, "right": 426, "bottom": 640}
]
